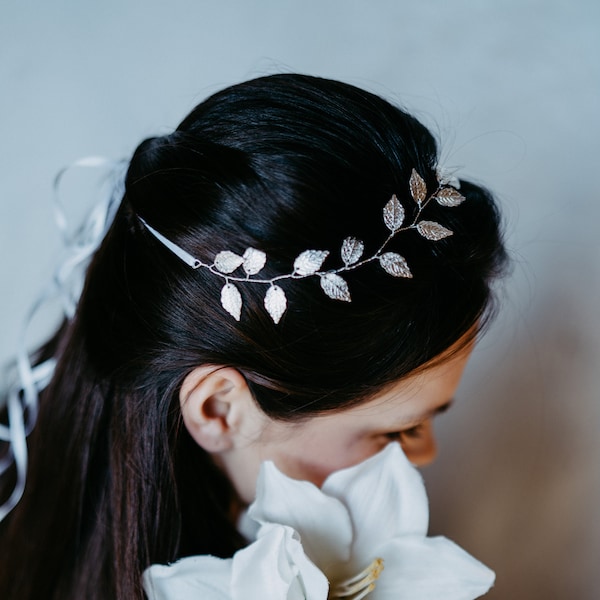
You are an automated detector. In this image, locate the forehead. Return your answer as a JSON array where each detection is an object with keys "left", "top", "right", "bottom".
[
  {"left": 345, "top": 345, "right": 471, "bottom": 420},
  {"left": 280, "top": 342, "right": 474, "bottom": 438}
]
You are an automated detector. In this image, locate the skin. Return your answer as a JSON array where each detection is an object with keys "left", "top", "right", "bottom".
[{"left": 181, "top": 334, "right": 475, "bottom": 505}]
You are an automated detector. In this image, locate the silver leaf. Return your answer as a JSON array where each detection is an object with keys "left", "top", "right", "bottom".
[
  {"left": 341, "top": 237, "right": 364, "bottom": 265},
  {"left": 434, "top": 188, "right": 466, "bottom": 207},
  {"left": 379, "top": 252, "right": 413, "bottom": 278},
  {"left": 221, "top": 283, "right": 242, "bottom": 321},
  {"left": 264, "top": 285, "right": 287, "bottom": 324},
  {"left": 320, "top": 273, "right": 351, "bottom": 302},
  {"left": 243, "top": 247, "right": 267, "bottom": 275},
  {"left": 383, "top": 195, "right": 405, "bottom": 232},
  {"left": 214, "top": 250, "right": 244, "bottom": 274},
  {"left": 417, "top": 221, "right": 453, "bottom": 241},
  {"left": 409, "top": 169, "right": 427, "bottom": 204},
  {"left": 293, "top": 250, "right": 329, "bottom": 276},
  {"left": 436, "top": 167, "right": 461, "bottom": 189}
]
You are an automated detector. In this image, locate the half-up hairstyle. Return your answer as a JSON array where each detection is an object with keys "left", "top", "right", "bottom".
[{"left": 0, "top": 74, "right": 506, "bottom": 599}]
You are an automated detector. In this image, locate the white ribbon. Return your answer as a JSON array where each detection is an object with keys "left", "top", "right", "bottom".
[{"left": 0, "top": 156, "right": 126, "bottom": 521}]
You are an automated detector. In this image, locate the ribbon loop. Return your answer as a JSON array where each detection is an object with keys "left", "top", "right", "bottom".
[{"left": 0, "top": 157, "right": 125, "bottom": 522}]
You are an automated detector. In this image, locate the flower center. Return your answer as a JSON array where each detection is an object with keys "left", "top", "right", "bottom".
[{"left": 329, "top": 558, "right": 385, "bottom": 600}]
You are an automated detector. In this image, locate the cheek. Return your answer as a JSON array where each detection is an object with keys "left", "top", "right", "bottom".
[{"left": 267, "top": 432, "right": 387, "bottom": 487}]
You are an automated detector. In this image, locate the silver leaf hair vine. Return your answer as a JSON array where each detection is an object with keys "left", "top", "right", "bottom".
[{"left": 139, "top": 169, "right": 465, "bottom": 324}]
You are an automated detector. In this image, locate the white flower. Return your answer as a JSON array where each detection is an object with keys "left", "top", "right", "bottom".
[
  {"left": 143, "top": 443, "right": 494, "bottom": 600},
  {"left": 143, "top": 523, "right": 328, "bottom": 600}
]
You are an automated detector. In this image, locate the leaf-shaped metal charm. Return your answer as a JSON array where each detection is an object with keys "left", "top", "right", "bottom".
[
  {"left": 436, "top": 167, "right": 461, "bottom": 189},
  {"left": 379, "top": 252, "right": 413, "bottom": 278},
  {"left": 243, "top": 247, "right": 267, "bottom": 275},
  {"left": 320, "top": 273, "right": 351, "bottom": 302},
  {"left": 221, "top": 283, "right": 242, "bottom": 321},
  {"left": 341, "top": 237, "right": 364, "bottom": 266},
  {"left": 264, "top": 285, "right": 287, "bottom": 324},
  {"left": 293, "top": 250, "right": 329, "bottom": 276},
  {"left": 409, "top": 169, "right": 427, "bottom": 204},
  {"left": 417, "top": 221, "right": 453, "bottom": 241},
  {"left": 383, "top": 195, "right": 405, "bottom": 232},
  {"left": 434, "top": 187, "right": 466, "bottom": 207},
  {"left": 214, "top": 251, "right": 244, "bottom": 274}
]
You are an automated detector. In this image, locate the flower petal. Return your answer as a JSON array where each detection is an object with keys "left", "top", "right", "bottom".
[
  {"left": 321, "top": 443, "right": 428, "bottom": 567},
  {"left": 249, "top": 461, "right": 353, "bottom": 569},
  {"left": 142, "top": 556, "right": 232, "bottom": 600},
  {"left": 369, "top": 535, "right": 495, "bottom": 600},
  {"left": 232, "top": 523, "right": 329, "bottom": 600}
]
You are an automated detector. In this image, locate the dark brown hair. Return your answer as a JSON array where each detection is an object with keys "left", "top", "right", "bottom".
[{"left": 0, "top": 74, "right": 506, "bottom": 599}]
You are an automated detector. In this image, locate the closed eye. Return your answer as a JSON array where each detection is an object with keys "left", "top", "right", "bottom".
[
  {"left": 385, "top": 422, "right": 426, "bottom": 441},
  {"left": 384, "top": 399, "right": 453, "bottom": 442}
]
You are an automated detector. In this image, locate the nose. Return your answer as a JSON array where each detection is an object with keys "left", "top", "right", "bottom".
[{"left": 400, "top": 419, "right": 437, "bottom": 466}]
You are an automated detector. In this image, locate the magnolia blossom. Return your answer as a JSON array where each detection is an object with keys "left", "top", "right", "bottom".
[{"left": 143, "top": 443, "right": 494, "bottom": 600}]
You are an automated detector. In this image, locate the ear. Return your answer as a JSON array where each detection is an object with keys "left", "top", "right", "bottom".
[{"left": 179, "top": 365, "right": 258, "bottom": 454}]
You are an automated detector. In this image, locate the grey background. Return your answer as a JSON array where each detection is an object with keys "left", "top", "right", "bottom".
[{"left": 1, "top": 1, "right": 599, "bottom": 598}]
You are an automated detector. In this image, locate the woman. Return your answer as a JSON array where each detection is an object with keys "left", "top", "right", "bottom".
[{"left": 0, "top": 74, "right": 506, "bottom": 599}]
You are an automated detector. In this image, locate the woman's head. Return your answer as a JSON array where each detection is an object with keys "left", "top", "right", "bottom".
[
  {"left": 72, "top": 72, "right": 505, "bottom": 526},
  {"left": 1, "top": 74, "right": 506, "bottom": 598}
]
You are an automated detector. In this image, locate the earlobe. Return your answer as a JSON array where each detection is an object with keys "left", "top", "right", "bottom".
[{"left": 179, "top": 366, "right": 254, "bottom": 454}]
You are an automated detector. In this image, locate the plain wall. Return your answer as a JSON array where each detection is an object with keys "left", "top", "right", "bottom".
[{"left": 1, "top": 1, "right": 599, "bottom": 597}]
